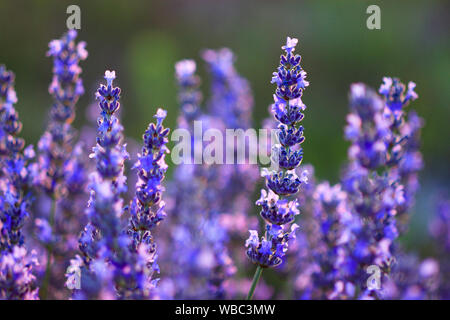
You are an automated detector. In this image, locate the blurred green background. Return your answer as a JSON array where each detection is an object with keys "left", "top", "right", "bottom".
[{"left": 0, "top": 0, "right": 449, "bottom": 252}]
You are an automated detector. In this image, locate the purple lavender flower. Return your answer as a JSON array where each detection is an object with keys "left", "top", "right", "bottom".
[
  {"left": 128, "top": 109, "right": 169, "bottom": 240},
  {"left": 379, "top": 77, "right": 418, "bottom": 121},
  {"left": 37, "top": 31, "right": 87, "bottom": 299},
  {"left": 381, "top": 254, "right": 439, "bottom": 300},
  {"left": 0, "top": 65, "right": 18, "bottom": 157},
  {"left": 340, "top": 82, "right": 413, "bottom": 299},
  {"left": 38, "top": 30, "right": 87, "bottom": 196},
  {"left": 161, "top": 55, "right": 257, "bottom": 299},
  {"left": 245, "top": 36, "right": 308, "bottom": 299},
  {"left": 68, "top": 70, "right": 129, "bottom": 299},
  {"left": 379, "top": 78, "right": 422, "bottom": 232},
  {"left": 85, "top": 69, "right": 128, "bottom": 255},
  {"left": 246, "top": 223, "right": 299, "bottom": 268},
  {"left": 0, "top": 66, "right": 37, "bottom": 251},
  {"left": 345, "top": 83, "right": 390, "bottom": 170},
  {"left": 303, "top": 182, "right": 355, "bottom": 299},
  {"left": 175, "top": 60, "right": 202, "bottom": 128},
  {"left": 202, "top": 48, "right": 261, "bottom": 297},
  {"left": 202, "top": 48, "right": 253, "bottom": 129},
  {"left": 124, "top": 108, "right": 170, "bottom": 298},
  {"left": 0, "top": 66, "right": 39, "bottom": 300},
  {"left": 0, "top": 246, "right": 39, "bottom": 300}
]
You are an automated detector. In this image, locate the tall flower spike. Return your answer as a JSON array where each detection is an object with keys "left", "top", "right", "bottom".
[
  {"left": 38, "top": 30, "right": 87, "bottom": 196},
  {"left": 128, "top": 108, "right": 169, "bottom": 247},
  {"left": 202, "top": 48, "right": 253, "bottom": 129},
  {"left": 175, "top": 60, "right": 202, "bottom": 129},
  {"left": 344, "top": 83, "right": 392, "bottom": 171},
  {"left": 68, "top": 70, "right": 129, "bottom": 299},
  {"left": 0, "top": 66, "right": 38, "bottom": 299},
  {"left": 201, "top": 48, "right": 259, "bottom": 298},
  {"left": 245, "top": 37, "right": 308, "bottom": 299},
  {"left": 124, "top": 108, "right": 170, "bottom": 298},
  {"left": 0, "top": 247, "right": 39, "bottom": 300},
  {"left": 379, "top": 78, "right": 422, "bottom": 233},
  {"left": 0, "top": 66, "right": 37, "bottom": 250},
  {"left": 340, "top": 82, "right": 410, "bottom": 299},
  {"left": 86, "top": 69, "right": 128, "bottom": 257},
  {"left": 0, "top": 65, "right": 19, "bottom": 157},
  {"left": 38, "top": 30, "right": 87, "bottom": 299},
  {"left": 308, "top": 182, "right": 354, "bottom": 299}
]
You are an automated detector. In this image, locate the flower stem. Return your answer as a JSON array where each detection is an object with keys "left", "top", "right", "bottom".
[
  {"left": 246, "top": 265, "right": 263, "bottom": 300},
  {"left": 40, "top": 198, "right": 56, "bottom": 300}
]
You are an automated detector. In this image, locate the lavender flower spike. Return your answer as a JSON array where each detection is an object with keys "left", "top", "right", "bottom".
[
  {"left": 38, "top": 30, "right": 87, "bottom": 299},
  {"left": 0, "top": 65, "right": 36, "bottom": 250},
  {"left": 379, "top": 77, "right": 422, "bottom": 233},
  {"left": 38, "top": 30, "right": 87, "bottom": 197},
  {"left": 0, "top": 65, "right": 37, "bottom": 250},
  {"left": 340, "top": 83, "right": 404, "bottom": 299},
  {"left": 0, "top": 247, "right": 39, "bottom": 300},
  {"left": 128, "top": 108, "right": 169, "bottom": 247},
  {"left": 68, "top": 70, "right": 129, "bottom": 299},
  {"left": 0, "top": 66, "right": 39, "bottom": 299},
  {"left": 245, "top": 36, "right": 308, "bottom": 299},
  {"left": 125, "top": 108, "right": 170, "bottom": 298},
  {"left": 175, "top": 60, "right": 202, "bottom": 128}
]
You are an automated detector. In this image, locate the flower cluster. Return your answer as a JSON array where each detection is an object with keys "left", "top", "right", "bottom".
[
  {"left": 202, "top": 48, "right": 253, "bottom": 129},
  {"left": 128, "top": 108, "right": 169, "bottom": 248},
  {"left": 0, "top": 247, "right": 39, "bottom": 299},
  {"left": 71, "top": 70, "right": 129, "bottom": 299},
  {"left": 0, "top": 66, "right": 38, "bottom": 300},
  {"left": 0, "top": 66, "right": 36, "bottom": 250},
  {"left": 1, "top": 32, "right": 446, "bottom": 301},
  {"left": 175, "top": 60, "right": 202, "bottom": 129},
  {"left": 124, "top": 108, "right": 170, "bottom": 297},
  {"left": 339, "top": 83, "right": 412, "bottom": 299},
  {"left": 34, "top": 31, "right": 88, "bottom": 299},
  {"left": 379, "top": 77, "right": 421, "bottom": 232},
  {"left": 308, "top": 182, "right": 353, "bottom": 299},
  {"left": 38, "top": 30, "right": 87, "bottom": 197},
  {"left": 68, "top": 71, "right": 171, "bottom": 300},
  {"left": 246, "top": 37, "right": 308, "bottom": 271},
  {"left": 0, "top": 65, "right": 19, "bottom": 157},
  {"left": 344, "top": 83, "right": 390, "bottom": 169},
  {"left": 163, "top": 58, "right": 238, "bottom": 299}
]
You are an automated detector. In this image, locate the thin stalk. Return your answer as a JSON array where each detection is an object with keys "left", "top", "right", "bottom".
[
  {"left": 40, "top": 198, "right": 56, "bottom": 300},
  {"left": 246, "top": 265, "right": 263, "bottom": 300}
]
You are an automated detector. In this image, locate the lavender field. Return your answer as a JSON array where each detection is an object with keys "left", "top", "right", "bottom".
[{"left": 0, "top": 1, "right": 449, "bottom": 301}]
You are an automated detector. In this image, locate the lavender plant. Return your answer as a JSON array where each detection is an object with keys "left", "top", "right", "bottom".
[
  {"left": 37, "top": 30, "right": 87, "bottom": 299},
  {"left": 162, "top": 59, "right": 237, "bottom": 299},
  {"left": 0, "top": 30, "right": 443, "bottom": 301},
  {"left": 202, "top": 49, "right": 260, "bottom": 297},
  {"left": 0, "top": 66, "right": 37, "bottom": 250},
  {"left": 124, "top": 107, "right": 170, "bottom": 298},
  {"left": 308, "top": 182, "right": 353, "bottom": 299},
  {"left": 379, "top": 78, "right": 422, "bottom": 233},
  {"left": 67, "top": 70, "right": 170, "bottom": 299},
  {"left": 245, "top": 37, "right": 308, "bottom": 299},
  {"left": 0, "top": 65, "right": 39, "bottom": 299},
  {"left": 68, "top": 70, "right": 130, "bottom": 299},
  {"left": 339, "top": 81, "right": 420, "bottom": 299}
]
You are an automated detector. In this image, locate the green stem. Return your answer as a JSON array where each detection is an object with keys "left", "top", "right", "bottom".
[
  {"left": 40, "top": 198, "right": 56, "bottom": 300},
  {"left": 246, "top": 265, "right": 263, "bottom": 300}
]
